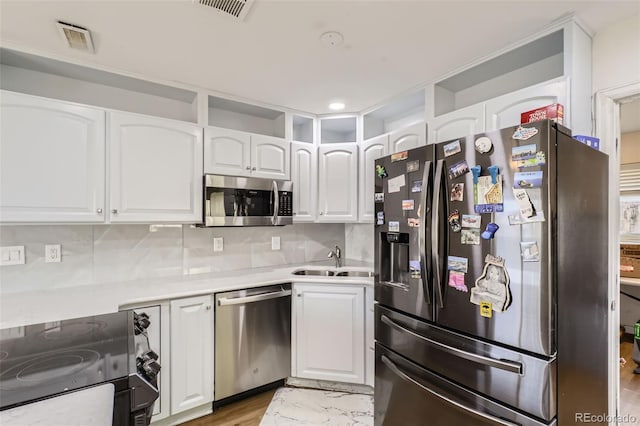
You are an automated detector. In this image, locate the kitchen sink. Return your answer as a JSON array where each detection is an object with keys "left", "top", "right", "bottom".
[
  {"left": 335, "top": 271, "right": 374, "bottom": 277},
  {"left": 292, "top": 269, "right": 335, "bottom": 276}
]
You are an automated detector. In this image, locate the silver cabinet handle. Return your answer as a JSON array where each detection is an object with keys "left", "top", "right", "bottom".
[
  {"left": 381, "top": 355, "right": 518, "bottom": 426},
  {"left": 272, "top": 180, "right": 279, "bottom": 225},
  {"left": 217, "top": 289, "right": 292, "bottom": 306},
  {"left": 111, "top": 209, "right": 118, "bottom": 214},
  {"left": 97, "top": 208, "right": 103, "bottom": 214},
  {"left": 252, "top": 167, "right": 256, "bottom": 171},
  {"left": 381, "top": 315, "right": 522, "bottom": 374}
]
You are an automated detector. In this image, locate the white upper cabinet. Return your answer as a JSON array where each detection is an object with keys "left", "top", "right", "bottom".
[
  {"left": 170, "top": 295, "right": 214, "bottom": 415},
  {"left": 204, "top": 127, "right": 290, "bottom": 180},
  {"left": 109, "top": 111, "right": 203, "bottom": 223},
  {"left": 0, "top": 91, "right": 106, "bottom": 223},
  {"left": 484, "top": 78, "right": 568, "bottom": 131},
  {"left": 291, "top": 142, "right": 317, "bottom": 222},
  {"left": 389, "top": 122, "right": 426, "bottom": 153},
  {"left": 203, "top": 127, "right": 250, "bottom": 177},
  {"left": 427, "top": 103, "right": 486, "bottom": 143},
  {"left": 317, "top": 144, "right": 358, "bottom": 222},
  {"left": 359, "top": 135, "right": 389, "bottom": 222}
]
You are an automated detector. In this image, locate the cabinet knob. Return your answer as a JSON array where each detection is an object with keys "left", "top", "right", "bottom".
[
  {"left": 97, "top": 208, "right": 103, "bottom": 214},
  {"left": 246, "top": 166, "right": 251, "bottom": 170},
  {"left": 206, "top": 305, "right": 212, "bottom": 310},
  {"left": 320, "top": 212, "right": 324, "bottom": 215},
  {"left": 252, "top": 167, "right": 256, "bottom": 171},
  {"left": 111, "top": 209, "right": 118, "bottom": 214}
]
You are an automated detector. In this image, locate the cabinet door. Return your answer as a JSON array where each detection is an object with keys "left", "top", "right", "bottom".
[
  {"left": 359, "top": 135, "right": 388, "bottom": 222},
  {"left": 389, "top": 122, "right": 426, "bottom": 153},
  {"left": 170, "top": 295, "right": 214, "bottom": 415},
  {"left": 293, "top": 283, "right": 365, "bottom": 384},
  {"left": 485, "top": 78, "right": 568, "bottom": 131},
  {"left": 427, "top": 104, "right": 485, "bottom": 143},
  {"left": 0, "top": 91, "right": 106, "bottom": 223},
  {"left": 251, "top": 134, "right": 290, "bottom": 180},
  {"left": 317, "top": 144, "right": 358, "bottom": 222},
  {"left": 203, "top": 127, "right": 251, "bottom": 177},
  {"left": 365, "top": 287, "right": 375, "bottom": 387},
  {"left": 291, "top": 142, "right": 317, "bottom": 222},
  {"left": 109, "top": 112, "right": 203, "bottom": 223}
]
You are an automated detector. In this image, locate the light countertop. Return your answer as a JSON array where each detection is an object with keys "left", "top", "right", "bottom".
[{"left": 0, "top": 260, "right": 373, "bottom": 329}]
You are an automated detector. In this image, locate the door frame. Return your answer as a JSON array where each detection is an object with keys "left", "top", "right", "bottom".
[{"left": 594, "top": 80, "right": 640, "bottom": 419}]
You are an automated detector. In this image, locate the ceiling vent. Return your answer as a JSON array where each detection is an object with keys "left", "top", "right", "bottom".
[
  {"left": 56, "top": 21, "right": 95, "bottom": 53},
  {"left": 194, "top": 0, "right": 255, "bottom": 21}
]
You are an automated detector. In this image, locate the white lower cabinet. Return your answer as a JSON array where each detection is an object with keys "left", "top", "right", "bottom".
[
  {"left": 170, "top": 295, "right": 214, "bottom": 415},
  {"left": 365, "top": 287, "right": 375, "bottom": 387},
  {"left": 292, "top": 283, "right": 365, "bottom": 384}
]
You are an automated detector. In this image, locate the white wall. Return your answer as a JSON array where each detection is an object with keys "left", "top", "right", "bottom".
[{"left": 592, "top": 14, "right": 640, "bottom": 93}]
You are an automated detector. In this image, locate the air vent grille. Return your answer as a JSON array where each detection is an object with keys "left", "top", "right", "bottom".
[{"left": 196, "top": 0, "right": 254, "bottom": 20}]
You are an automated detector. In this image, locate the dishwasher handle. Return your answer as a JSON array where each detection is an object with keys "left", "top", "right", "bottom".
[{"left": 217, "top": 289, "right": 292, "bottom": 306}]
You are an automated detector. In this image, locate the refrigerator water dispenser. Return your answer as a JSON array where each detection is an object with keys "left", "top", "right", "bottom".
[{"left": 379, "top": 232, "right": 410, "bottom": 285}]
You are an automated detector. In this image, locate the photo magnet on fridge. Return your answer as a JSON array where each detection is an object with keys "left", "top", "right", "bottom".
[
  {"left": 450, "top": 183, "right": 464, "bottom": 201},
  {"left": 407, "top": 218, "right": 420, "bottom": 227},
  {"left": 512, "top": 125, "right": 539, "bottom": 141},
  {"left": 402, "top": 199, "right": 415, "bottom": 210},
  {"left": 511, "top": 144, "right": 537, "bottom": 161},
  {"left": 470, "top": 254, "right": 511, "bottom": 313},
  {"left": 447, "top": 256, "right": 468, "bottom": 273},
  {"left": 411, "top": 180, "right": 423, "bottom": 193},
  {"left": 461, "top": 214, "right": 481, "bottom": 228},
  {"left": 448, "top": 210, "right": 462, "bottom": 233},
  {"left": 407, "top": 160, "right": 420, "bottom": 173},
  {"left": 377, "top": 211, "right": 385, "bottom": 225},
  {"left": 443, "top": 140, "right": 461, "bottom": 157},
  {"left": 474, "top": 175, "right": 504, "bottom": 214},
  {"left": 409, "top": 260, "right": 421, "bottom": 278},
  {"left": 461, "top": 229, "right": 480, "bottom": 245},
  {"left": 520, "top": 241, "right": 540, "bottom": 262},
  {"left": 391, "top": 151, "right": 408, "bottom": 162},
  {"left": 388, "top": 221, "right": 400, "bottom": 232},
  {"left": 513, "top": 171, "right": 543, "bottom": 189},
  {"left": 374, "top": 192, "right": 384, "bottom": 202},
  {"left": 516, "top": 151, "right": 546, "bottom": 168},
  {"left": 448, "top": 271, "right": 468, "bottom": 293},
  {"left": 448, "top": 160, "right": 470, "bottom": 179}
]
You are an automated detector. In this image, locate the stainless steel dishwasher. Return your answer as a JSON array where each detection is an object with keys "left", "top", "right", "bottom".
[{"left": 214, "top": 283, "right": 291, "bottom": 402}]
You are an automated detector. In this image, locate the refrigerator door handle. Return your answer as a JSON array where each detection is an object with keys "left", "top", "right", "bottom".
[
  {"left": 381, "top": 355, "right": 519, "bottom": 426},
  {"left": 432, "top": 159, "right": 445, "bottom": 308},
  {"left": 381, "top": 315, "right": 523, "bottom": 374},
  {"left": 419, "top": 160, "right": 432, "bottom": 305}
]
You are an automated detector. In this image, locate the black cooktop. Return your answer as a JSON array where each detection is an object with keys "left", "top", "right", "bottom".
[{"left": 0, "top": 311, "right": 135, "bottom": 409}]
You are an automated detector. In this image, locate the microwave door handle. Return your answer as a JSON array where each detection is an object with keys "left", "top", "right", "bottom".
[{"left": 272, "top": 180, "right": 279, "bottom": 225}]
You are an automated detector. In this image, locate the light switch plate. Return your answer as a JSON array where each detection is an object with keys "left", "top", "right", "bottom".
[
  {"left": 1, "top": 246, "right": 25, "bottom": 266},
  {"left": 271, "top": 236, "right": 281, "bottom": 251},
  {"left": 213, "top": 237, "right": 224, "bottom": 252},
  {"left": 45, "top": 244, "right": 62, "bottom": 263}
]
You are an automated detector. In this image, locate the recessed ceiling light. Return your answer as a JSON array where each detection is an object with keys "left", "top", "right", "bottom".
[{"left": 329, "top": 102, "right": 345, "bottom": 111}]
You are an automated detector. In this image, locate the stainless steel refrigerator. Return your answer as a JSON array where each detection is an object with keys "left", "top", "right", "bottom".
[{"left": 374, "top": 120, "right": 609, "bottom": 425}]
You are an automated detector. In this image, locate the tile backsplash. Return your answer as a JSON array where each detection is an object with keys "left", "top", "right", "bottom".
[{"left": 0, "top": 223, "right": 345, "bottom": 294}]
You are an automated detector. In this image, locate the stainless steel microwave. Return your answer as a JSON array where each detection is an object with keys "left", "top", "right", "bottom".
[{"left": 203, "top": 175, "right": 293, "bottom": 226}]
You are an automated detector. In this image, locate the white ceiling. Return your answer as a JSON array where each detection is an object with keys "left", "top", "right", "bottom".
[{"left": 0, "top": 0, "right": 638, "bottom": 115}]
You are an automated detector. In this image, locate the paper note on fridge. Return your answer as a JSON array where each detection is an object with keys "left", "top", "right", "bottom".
[{"left": 388, "top": 175, "right": 406, "bottom": 193}]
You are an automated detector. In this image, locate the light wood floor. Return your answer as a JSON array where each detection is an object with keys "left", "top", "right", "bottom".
[
  {"left": 620, "top": 334, "right": 640, "bottom": 421},
  {"left": 181, "top": 389, "right": 277, "bottom": 426}
]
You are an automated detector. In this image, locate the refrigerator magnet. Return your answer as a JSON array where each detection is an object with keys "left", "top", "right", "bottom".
[
  {"left": 508, "top": 210, "right": 546, "bottom": 225},
  {"left": 407, "top": 160, "right": 420, "bottom": 173},
  {"left": 448, "top": 271, "right": 468, "bottom": 293},
  {"left": 521, "top": 241, "right": 540, "bottom": 262},
  {"left": 374, "top": 192, "right": 384, "bottom": 202},
  {"left": 447, "top": 256, "right": 468, "bottom": 273},
  {"left": 376, "top": 165, "right": 388, "bottom": 178},
  {"left": 408, "top": 218, "right": 420, "bottom": 227},
  {"left": 461, "top": 229, "right": 480, "bottom": 245},
  {"left": 409, "top": 260, "right": 421, "bottom": 278},
  {"left": 512, "top": 188, "right": 535, "bottom": 218},
  {"left": 388, "top": 174, "right": 405, "bottom": 193},
  {"left": 474, "top": 175, "right": 504, "bottom": 214},
  {"left": 481, "top": 223, "right": 499, "bottom": 240},
  {"left": 450, "top": 183, "right": 464, "bottom": 201},
  {"left": 461, "top": 214, "right": 481, "bottom": 228},
  {"left": 470, "top": 254, "right": 511, "bottom": 313},
  {"left": 511, "top": 144, "right": 537, "bottom": 161},
  {"left": 391, "top": 151, "right": 408, "bottom": 162},
  {"left": 376, "top": 211, "right": 385, "bottom": 225},
  {"left": 448, "top": 210, "right": 462, "bottom": 233},
  {"left": 480, "top": 302, "right": 493, "bottom": 318},
  {"left": 475, "top": 136, "right": 493, "bottom": 154},
  {"left": 512, "top": 125, "right": 539, "bottom": 141},
  {"left": 402, "top": 199, "right": 415, "bottom": 210},
  {"left": 448, "top": 160, "right": 470, "bottom": 180},
  {"left": 388, "top": 221, "right": 400, "bottom": 232},
  {"left": 516, "top": 151, "right": 546, "bottom": 168},
  {"left": 411, "top": 180, "right": 422, "bottom": 193},
  {"left": 443, "top": 140, "right": 461, "bottom": 157},
  {"left": 514, "top": 171, "right": 543, "bottom": 189}
]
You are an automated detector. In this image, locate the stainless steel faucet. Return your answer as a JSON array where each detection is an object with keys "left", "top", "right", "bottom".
[{"left": 328, "top": 245, "right": 342, "bottom": 268}]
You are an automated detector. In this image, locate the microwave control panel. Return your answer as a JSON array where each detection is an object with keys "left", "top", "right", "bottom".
[{"left": 278, "top": 192, "right": 293, "bottom": 216}]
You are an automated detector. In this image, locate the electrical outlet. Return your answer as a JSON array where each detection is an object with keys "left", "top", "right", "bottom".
[
  {"left": 213, "top": 237, "right": 224, "bottom": 252},
  {"left": 45, "top": 244, "right": 61, "bottom": 263},
  {"left": 1, "top": 246, "right": 25, "bottom": 266},
  {"left": 271, "top": 236, "right": 281, "bottom": 251}
]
